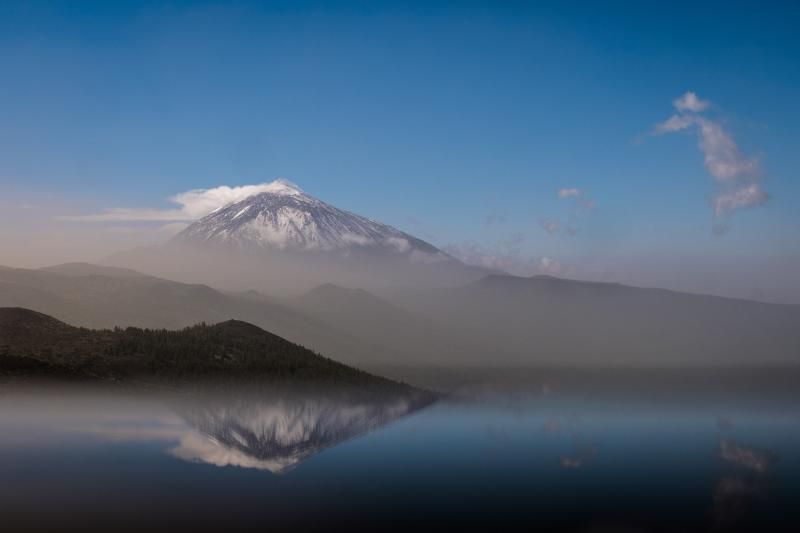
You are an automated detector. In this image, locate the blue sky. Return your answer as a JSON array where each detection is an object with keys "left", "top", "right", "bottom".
[{"left": 1, "top": 1, "right": 799, "bottom": 301}]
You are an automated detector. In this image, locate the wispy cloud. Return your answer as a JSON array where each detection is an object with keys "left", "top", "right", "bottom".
[
  {"left": 651, "top": 91, "right": 768, "bottom": 224},
  {"left": 673, "top": 91, "right": 710, "bottom": 113},
  {"left": 712, "top": 184, "right": 768, "bottom": 216},
  {"left": 443, "top": 234, "right": 526, "bottom": 274},
  {"left": 541, "top": 188, "right": 595, "bottom": 237},
  {"left": 694, "top": 117, "right": 761, "bottom": 183},
  {"left": 558, "top": 187, "right": 595, "bottom": 209},
  {"left": 484, "top": 212, "right": 507, "bottom": 226},
  {"left": 557, "top": 188, "right": 582, "bottom": 199},
  {"left": 538, "top": 218, "right": 561, "bottom": 235},
  {"left": 652, "top": 113, "right": 695, "bottom": 134},
  {"left": 443, "top": 234, "right": 574, "bottom": 277},
  {"left": 536, "top": 257, "right": 571, "bottom": 276},
  {"left": 58, "top": 179, "right": 299, "bottom": 222}
]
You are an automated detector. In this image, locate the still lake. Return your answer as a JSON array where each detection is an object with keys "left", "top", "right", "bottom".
[{"left": 1, "top": 381, "right": 799, "bottom": 532}]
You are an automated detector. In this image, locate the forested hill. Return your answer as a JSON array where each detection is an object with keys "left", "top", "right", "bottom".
[{"left": 0, "top": 307, "right": 406, "bottom": 389}]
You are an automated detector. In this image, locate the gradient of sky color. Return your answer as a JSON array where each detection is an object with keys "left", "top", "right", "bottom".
[{"left": 1, "top": 1, "right": 799, "bottom": 301}]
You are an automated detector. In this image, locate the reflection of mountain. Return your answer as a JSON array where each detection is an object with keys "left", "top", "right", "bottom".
[
  {"left": 712, "top": 438, "right": 778, "bottom": 530},
  {"left": 171, "top": 389, "right": 433, "bottom": 474}
]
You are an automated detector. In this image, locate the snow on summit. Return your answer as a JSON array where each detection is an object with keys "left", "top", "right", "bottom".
[
  {"left": 253, "top": 178, "right": 304, "bottom": 197},
  {"left": 173, "top": 179, "right": 448, "bottom": 259}
]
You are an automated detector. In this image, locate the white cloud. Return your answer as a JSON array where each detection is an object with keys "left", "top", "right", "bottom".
[
  {"left": 339, "top": 233, "right": 375, "bottom": 247},
  {"left": 650, "top": 92, "right": 767, "bottom": 220},
  {"left": 538, "top": 218, "right": 561, "bottom": 235},
  {"left": 654, "top": 113, "right": 760, "bottom": 184},
  {"left": 695, "top": 118, "right": 760, "bottom": 182},
  {"left": 384, "top": 236, "right": 412, "bottom": 252},
  {"left": 443, "top": 234, "right": 532, "bottom": 275},
  {"left": 557, "top": 188, "right": 595, "bottom": 209},
  {"left": 557, "top": 188, "right": 581, "bottom": 199},
  {"left": 653, "top": 114, "right": 695, "bottom": 134},
  {"left": 673, "top": 91, "right": 710, "bottom": 113},
  {"left": 443, "top": 237, "right": 574, "bottom": 278},
  {"left": 58, "top": 207, "right": 193, "bottom": 223},
  {"left": 712, "top": 184, "right": 768, "bottom": 216},
  {"left": 59, "top": 179, "right": 301, "bottom": 222},
  {"left": 101, "top": 221, "right": 190, "bottom": 236},
  {"left": 536, "top": 257, "right": 571, "bottom": 276},
  {"left": 443, "top": 243, "right": 511, "bottom": 272},
  {"left": 544, "top": 188, "right": 595, "bottom": 238}
]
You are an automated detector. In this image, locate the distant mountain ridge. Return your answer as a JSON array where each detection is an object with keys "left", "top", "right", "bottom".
[
  {"left": 2, "top": 263, "right": 800, "bottom": 368},
  {"left": 384, "top": 273, "right": 800, "bottom": 366},
  {"left": 39, "top": 262, "right": 150, "bottom": 279},
  {"left": 0, "top": 263, "right": 381, "bottom": 366}
]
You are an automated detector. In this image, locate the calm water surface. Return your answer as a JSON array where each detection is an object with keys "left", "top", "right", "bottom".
[{"left": 1, "top": 382, "right": 799, "bottom": 532}]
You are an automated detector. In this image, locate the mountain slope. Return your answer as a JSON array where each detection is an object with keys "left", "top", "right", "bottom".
[
  {"left": 0, "top": 307, "right": 409, "bottom": 387},
  {"left": 39, "top": 262, "right": 150, "bottom": 279},
  {"left": 383, "top": 274, "right": 800, "bottom": 366},
  {"left": 288, "top": 283, "right": 475, "bottom": 366},
  {"left": 0, "top": 307, "right": 77, "bottom": 347},
  {"left": 106, "top": 179, "right": 492, "bottom": 294},
  {"left": 175, "top": 179, "right": 441, "bottom": 256},
  {"left": 0, "top": 264, "right": 468, "bottom": 367},
  {"left": 5, "top": 264, "right": 799, "bottom": 368},
  {"left": 0, "top": 264, "right": 380, "bottom": 365}
]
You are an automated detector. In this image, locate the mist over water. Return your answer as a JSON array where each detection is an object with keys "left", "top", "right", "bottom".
[{"left": 2, "top": 378, "right": 799, "bottom": 533}]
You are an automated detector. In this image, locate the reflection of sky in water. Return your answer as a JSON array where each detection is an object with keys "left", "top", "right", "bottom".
[{"left": 1, "top": 388, "right": 799, "bottom": 531}]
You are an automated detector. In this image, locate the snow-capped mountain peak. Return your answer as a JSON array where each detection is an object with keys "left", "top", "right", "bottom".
[
  {"left": 173, "top": 179, "right": 446, "bottom": 259},
  {"left": 109, "top": 180, "right": 494, "bottom": 292}
]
